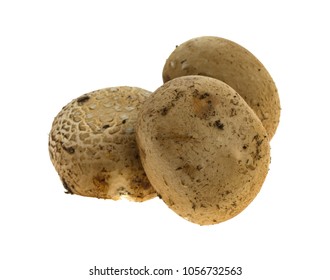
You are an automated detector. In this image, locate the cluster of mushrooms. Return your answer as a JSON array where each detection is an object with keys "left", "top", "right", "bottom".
[{"left": 49, "top": 36, "right": 280, "bottom": 226}]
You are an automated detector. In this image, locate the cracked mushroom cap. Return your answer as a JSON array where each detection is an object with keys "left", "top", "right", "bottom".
[
  {"left": 162, "top": 36, "right": 281, "bottom": 140},
  {"left": 49, "top": 86, "right": 156, "bottom": 201},
  {"left": 136, "top": 76, "right": 270, "bottom": 225}
]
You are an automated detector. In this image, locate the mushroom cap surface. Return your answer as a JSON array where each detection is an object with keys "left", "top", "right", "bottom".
[
  {"left": 49, "top": 86, "right": 156, "bottom": 201},
  {"left": 162, "top": 36, "right": 281, "bottom": 139},
  {"left": 136, "top": 76, "right": 270, "bottom": 225}
]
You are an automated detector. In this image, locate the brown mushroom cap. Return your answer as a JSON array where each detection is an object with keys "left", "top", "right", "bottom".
[
  {"left": 49, "top": 86, "right": 156, "bottom": 201},
  {"left": 162, "top": 36, "right": 281, "bottom": 140},
  {"left": 136, "top": 76, "right": 270, "bottom": 225}
]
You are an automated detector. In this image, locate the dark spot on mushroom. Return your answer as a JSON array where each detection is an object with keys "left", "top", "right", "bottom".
[
  {"left": 173, "top": 89, "right": 184, "bottom": 101},
  {"left": 199, "top": 92, "right": 210, "bottom": 99},
  {"left": 62, "top": 145, "right": 75, "bottom": 154},
  {"left": 62, "top": 178, "right": 74, "bottom": 194},
  {"left": 132, "top": 176, "right": 151, "bottom": 190},
  {"left": 214, "top": 120, "right": 224, "bottom": 130},
  {"left": 134, "top": 153, "right": 139, "bottom": 160},
  {"left": 252, "top": 134, "right": 264, "bottom": 162},
  {"left": 157, "top": 194, "right": 162, "bottom": 199},
  {"left": 160, "top": 106, "right": 169, "bottom": 116},
  {"left": 102, "top": 124, "right": 110, "bottom": 129},
  {"left": 196, "top": 165, "right": 203, "bottom": 171},
  {"left": 197, "top": 72, "right": 208, "bottom": 76},
  {"left": 243, "top": 145, "right": 248, "bottom": 150},
  {"left": 122, "top": 119, "right": 127, "bottom": 124},
  {"left": 247, "top": 165, "right": 256, "bottom": 170},
  {"left": 180, "top": 59, "right": 187, "bottom": 64},
  {"left": 230, "top": 108, "right": 237, "bottom": 117},
  {"left": 191, "top": 88, "right": 199, "bottom": 97},
  {"left": 77, "top": 95, "right": 90, "bottom": 105},
  {"left": 258, "top": 68, "right": 261, "bottom": 71}
]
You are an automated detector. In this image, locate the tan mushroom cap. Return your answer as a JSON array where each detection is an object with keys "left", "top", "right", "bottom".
[
  {"left": 136, "top": 76, "right": 270, "bottom": 225},
  {"left": 162, "top": 36, "right": 281, "bottom": 140},
  {"left": 49, "top": 86, "right": 156, "bottom": 201}
]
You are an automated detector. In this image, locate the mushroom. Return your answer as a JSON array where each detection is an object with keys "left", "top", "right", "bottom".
[
  {"left": 136, "top": 76, "right": 270, "bottom": 225},
  {"left": 49, "top": 86, "right": 156, "bottom": 201},
  {"left": 162, "top": 36, "right": 281, "bottom": 139}
]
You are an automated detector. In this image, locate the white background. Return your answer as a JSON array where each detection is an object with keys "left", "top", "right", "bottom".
[{"left": 1, "top": 1, "right": 329, "bottom": 279}]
